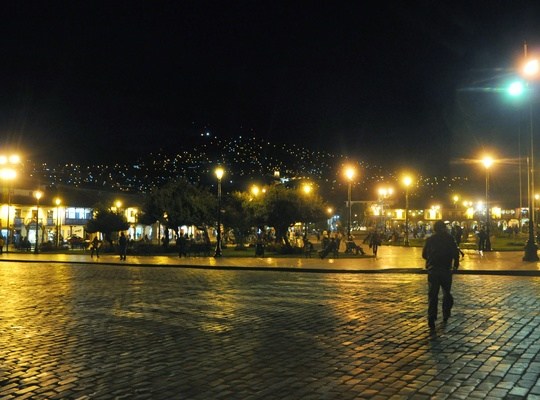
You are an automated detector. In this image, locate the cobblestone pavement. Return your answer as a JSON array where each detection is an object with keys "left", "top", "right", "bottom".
[{"left": 1, "top": 262, "right": 540, "bottom": 399}]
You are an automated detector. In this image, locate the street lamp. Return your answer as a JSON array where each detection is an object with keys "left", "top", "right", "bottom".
[
  {"left": 518, "top": 48, "right": 540, "bottom": 261},
  {"left": 402, "top": 175, "right": 412, "bottom": 246},
  {"left": 378, "top": 186, "right": 394, "bottom": 232},
  {"left": 0, "top": 153, "right": 20, "bottom": 253},
  {"left": 55, "top": 198, "right": 61, "bottom": 248},
  {"left": 214, "top": 167, "right": 224, "bottom": 257},
  {"left": 482, "top": 156, "right": 493, "bottom": 251},
  {"left": 344, "top": 167, "right": 356, "bottom": 238},
  {"left": 34, "top": 190, "right": 43, "bottom": 254},
  {"left": 453, "top": 195, "right": 460, "bottom": 209},
  {"left": 302, "top": 183, "right": 313, "bottom": 238}
]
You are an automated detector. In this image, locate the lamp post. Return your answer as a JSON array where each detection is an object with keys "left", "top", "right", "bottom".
[
  {"left": 55, "top": 198, "right": 61, "bottom": 248},
  {"left": 0, "top": 168, "right": 16, "bottom": 253},
  {"left": 453, "top": 195, "right": 459, "bottom": 210},
  {"left": 302, "top": 183, "right": 312, "bottom": 238},
  {"left": 0, "top": 154, "right": 20, "bottom": 253},
  {"left": 520, "top": 51, "right": 540, "bottom": 261},
  {"left": 214, "top": 167, "right": 224, "bottom": 257},
  {"left": 34, "top": 190, "right": 42, "bottom": 254},
  {"left": 378, "top": 186, "right": 394, "bottom": 232},
  {"left": 403, "top": 176, "right": 412, "bottom": 247},
  {"left": 482, "top": 156, "right": 493, "bottom": 252},
  {"left": 327, "top": 207, "right": 334, "bottom": 232},
  {"left": 344, "top": 167, "right": 355, "bottom": 238}
]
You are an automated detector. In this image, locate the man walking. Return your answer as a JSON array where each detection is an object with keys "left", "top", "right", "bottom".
[
  {"left": 422, "top": 220, "right": 460, "bottom": 329},
  {"left": 119, "top": 232, "right": 128, "bottom": 260}
]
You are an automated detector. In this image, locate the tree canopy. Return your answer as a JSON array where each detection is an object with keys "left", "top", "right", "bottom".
[
  {"left": 86, "top": 205, "right": 130, "bottom": 246},
  {"left": 141, "top": 179, "right": 216, "bottom": 237}
]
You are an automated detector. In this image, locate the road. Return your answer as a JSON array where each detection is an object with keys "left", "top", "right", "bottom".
[{"left": 0, "top": 259, "right": 539, "bottom": 399}]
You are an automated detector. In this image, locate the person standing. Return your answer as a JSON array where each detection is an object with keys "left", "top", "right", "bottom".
[
  {"left": 422, "top": 220, "right": 460, "bottom": 329},
  {"left": 177, "top": 233, "right": 188, "bottom": 258},
  {"left": 477, "top": 227, "right": 487, "bottom": 254},
  {"left": 90, "top": 236, "right": 100, "bottom": 258},
  {"left": 369, "top": 230, "right": 381, "bottom": 257},
  {"left": 119, "top": 232, "right": 128, "bottom": 260},
  {"left": 452, "top": 224, "right": 465, "bottom": 258}
]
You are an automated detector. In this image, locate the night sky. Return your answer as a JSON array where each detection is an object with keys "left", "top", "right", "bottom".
[{"left": 2, "top": 1, "right": 540, "bottom": 175}]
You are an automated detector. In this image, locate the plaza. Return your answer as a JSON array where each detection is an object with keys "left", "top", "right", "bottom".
[{"left": 1, "top": 249, "right": 539, "bottom": 399}]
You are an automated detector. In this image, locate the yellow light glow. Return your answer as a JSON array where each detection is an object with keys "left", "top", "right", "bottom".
[
  {"left": 482, "top": 156, "right": 494, "bottom": 169},
  {"left": 115, "top": 200, "right": 122, "bottom": 209},
  {"left": 34, "top": 190, "right": 43, "bottom": 200},
  {"left": 523, "top": 59, "right": 540, "bottom": 77},
  {"left": 327, "top": 207, "right": 333, "bottom": 215},
  {"left": 0, "top": 154, "right": 21, "bottom": 165},
  {"left": 251, "top": 185, "right": 260, "bottom": 196},
  {"left": 344, "top": 166, "right": 355, "bottom": 182},
  {"left": 0, "top": 168, "right": 16, "bottom": 180},
  {"left": 403, "top": 175, "right": 412, "bottom": 187},
  {"left": 55, "top": 198, "right": 62, "bottom": 206},
  {"left": 302, "top": 183, "right": 312, "bottom": 195},
  {"left": 378, "top": 186, "right": 393, "bottom": 197},
  {"left": 453, "top": 195, "right": 459, "bottom": 203},
  {"left": 215, "top": 167, "right": 224, "bottom": 180}
]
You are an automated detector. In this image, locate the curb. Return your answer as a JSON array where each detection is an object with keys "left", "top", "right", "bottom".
[{"left": 2, "top": 258, "right": 540, "bottom": 276}]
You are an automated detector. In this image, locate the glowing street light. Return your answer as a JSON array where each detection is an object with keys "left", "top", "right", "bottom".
[
  {"left": 301, "top": 183, "right": 313, "bottom": 238},
  {"left": 344, "top": 166, "right": 356, "bottom": 238},
  {"left": 482, "top": 156, "right": 494, "bottom": 252},
  {"left": 214, "top": 166, "right": 224, "bottom": 257},
  {"left": 55, "top": 198, "right": 62, "bottom": 248},
  {"left": 523, "top": 59, "right": 540, "bottom": 77},
  {"left": 518, "top": 46, "right": 540, "bottom": 261},
  {"left": 0, "top": 153, "right": 20, "bottom": 253},
  {"left": 378, "top": 186, "right": 394, "bottom": 231},
  {"left": 34, "top": 190, "right": 43, "bottom": 254},
  {"left": 402, "top": 175, "right": 413, "bottom": 247},
  {"left": 452, "top": 194, "right": 460, "bottom": 209}
]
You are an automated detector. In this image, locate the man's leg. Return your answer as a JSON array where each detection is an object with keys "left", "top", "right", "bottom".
[
  {"left": 440, "top": 271, "right": 454, "bottom": 322},
  {"left": 427, "top": 272, "right": 440, "bottom": 328}
]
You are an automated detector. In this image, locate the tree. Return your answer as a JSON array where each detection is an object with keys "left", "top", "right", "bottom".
[
  {"left": 86, "top": 206, "right": 130, "bottom": 247},
  {"left": 140, "top": 179, "right": 215, "bottom": 247},
  {"left": 260, "top": 185, "right": 325, "bottom": 250},
  {"left": 222, "top": 191, "right": 258, "bottom": 249}
]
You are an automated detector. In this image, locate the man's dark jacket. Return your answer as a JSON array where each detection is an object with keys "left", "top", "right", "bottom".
[{"left": 422, "top": 232, "right": 460, "bottom": 271}]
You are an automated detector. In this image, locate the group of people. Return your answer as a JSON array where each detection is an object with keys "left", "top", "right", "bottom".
[
  {"left": 316, "top": 230, "right": 383, "bottom": 259},
  {"left": 89, "top": 233, "right": 128, "bottom": 260}
]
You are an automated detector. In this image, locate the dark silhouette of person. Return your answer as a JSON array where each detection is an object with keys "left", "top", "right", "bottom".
[
  {"left": 477, "top": 227, "right": 488, "bottom": 254},
  {"left": 119, "top": 232, "right": 128, "bottom": 260},
  {"left": 422, "top": 220, "right": 460, "bottom": 330},
  {"left": 369, "top": 231, "right": 381, "bottom": 257},
  {"left": 177, "top": 234, "right": 188, "bottom": 257},
  {"left": 319, "top": 237, "right": 337, "bottom": 259},
  {"left": 90, "top": 236, "right": 100, "bottom": 258},
  {"left": 452, "top": 224, "right": 465, "bottom": 258}
]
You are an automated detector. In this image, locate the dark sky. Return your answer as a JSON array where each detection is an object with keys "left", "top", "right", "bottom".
[{"left": 2, "top": 1, "right": 540, "bottom": 174}]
